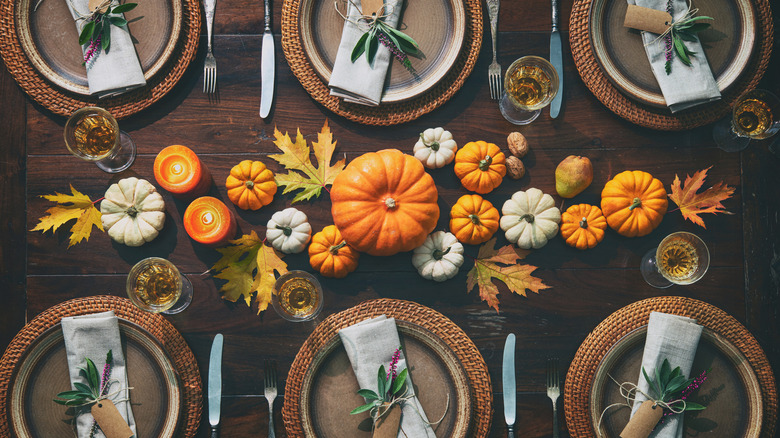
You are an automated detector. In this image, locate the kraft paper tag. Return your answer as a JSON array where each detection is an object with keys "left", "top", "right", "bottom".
[
  {"left": 624, "top": 4, "right": 673, "bottom": 35},
  {"left": 361, "top": 0, "right": 384, "bottom": 16},
  {"left": 91, "top": 400, "right": 134, "bottom": 438},
  {"left": 620, "top": 400, "right": 664, "bottom": 438},
  {"left": 88, "top": 0, "right": 108, "bottom": 13},
  {"left": 372, "top": 403, "right": 402, "bottom": 438}
]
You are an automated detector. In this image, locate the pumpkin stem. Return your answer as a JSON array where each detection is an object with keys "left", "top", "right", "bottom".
[
  {"left": 468, "top": 214, "right": 482, "bottom": 225},
  {"left": 432, "top": 247, "right": 451, "bottom": 261},
  {"left": 245, "top": 180, "right": 255, "bottom": 189},
  {"left": 629, "top": 197, "right": 642, "bottom": 210},
  {"left": 478, "top": 155, "right": 493, "bottom": 171},
  {"left": 579, "top": 217, "right": 588, "bottom": 229},
  {"left": 329, "top": 241, "right": 348, "bottom": 255},
  {"left": 384, "top": 197, "right": 397, "bottom": 209},
  {"left": 276, "top": 225, "right": 293, "bottom": 237},
  {"left": 419, "top": 133, "right": 440, "bottom": 151},
  {"left": 126, "top": 206, "right": 138, "bottom": 217},
  {"left": 519, "top": 213, "right": 535, "bottom": 223}
]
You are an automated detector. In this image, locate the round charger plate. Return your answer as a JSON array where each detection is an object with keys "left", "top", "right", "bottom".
[
  {"left": 16, "top": 0, "right": 182, "bottom": 95},
  {"left": 590, "top": 326, "right": 762, "bottom": 437},
  {"left": 590, "top": 0, "right": 755, "bottom": 108},
  {"left": 299, "top": 320, "right": 472, "bottom": 437},
  {"left": 9, "top": 320, "right": 181, "bottom": 437}
]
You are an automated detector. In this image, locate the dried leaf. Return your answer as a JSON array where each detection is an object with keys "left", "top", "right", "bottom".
[
  {"left": 30, "top": 185, "right": 104, "bottom": 248},
  {"left": 466, "top": 237, "right": 550, "bottom": 313},
  {"left": 668, "top": 166, "right": 735, "bottom": 228},
  {"left": 270, "top": 121, "right": 346, "bottom": 203},
  {"left": 253, "top": 244, "right": 288, "bottom": 313}
]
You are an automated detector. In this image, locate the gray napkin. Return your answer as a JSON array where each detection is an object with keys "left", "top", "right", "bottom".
[
  {"left": 65, "top": 1, "right": 146, "bottom": 98},
  {"left": 61, "top": 311, "right": 137, "bottom": 438},
  {"left": 627, "top": 0, "right": 720, "bottom": 112},
  {"left": 328, "top": 0, "right": 402, "bottom": 106},
  {"left": 339, "top": 315, "right": 436, "bottom": 438},
  {"left": 630, "top": 312, "right": 703, "bottom": 438}
]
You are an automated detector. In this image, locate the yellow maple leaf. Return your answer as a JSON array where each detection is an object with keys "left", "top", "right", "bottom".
[
  {"left": 253, "top": 244, "right": 288, "bottom": 313},
  {"left": 668, "top": 166, "right": 735, "bottom": 229},
  {"left": 270, "top": 121, "right": 346, "bottom": 203},
  {"left": 30, "top": 185, "right": 104, "bottom": 248}
]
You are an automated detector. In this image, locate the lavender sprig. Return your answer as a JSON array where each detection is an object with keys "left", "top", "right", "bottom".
[{"left": 350, "top": 16, "right": 419, "bottom": 69}]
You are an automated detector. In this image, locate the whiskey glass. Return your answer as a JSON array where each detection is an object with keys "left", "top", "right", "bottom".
[
  {"left": 640, "top": 232, "right": 710, "bottom": 289},
  {"left": 499, "top": 56, "right": 559, "bottom": 125},
  {"left": 127, "top": 257, "right": 193, "bottom": 314},
  {"left": 64, "top": 107, "right": 136, "bottom": 173}
]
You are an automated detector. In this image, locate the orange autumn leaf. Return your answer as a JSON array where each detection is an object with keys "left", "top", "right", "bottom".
[
  {"left": 668, "top": 166, "right": 735, "bottom": 229},
  {"left": 30, "top": 185, "right": 104, "bottom": 248},
  {"left": 466, "top": 237, "right": 550, "bottom": 313}
]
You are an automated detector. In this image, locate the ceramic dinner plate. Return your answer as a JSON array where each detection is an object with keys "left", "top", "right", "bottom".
[
  {"left": 15, "top": 0, "right": 182, "bottom": 95},
  {"left": 8, "top": 319, "right": 181, "bottom": 437},
  {"left": 299, "top": 320, "right": 472, "bottom": 437},
  {"left": 589, "top": 0, "right": 755, "bottom": 108},
  {"left": 299, "top": 0, "right": 465, "bottom": 103},
  {"left": 590, "top": 326, "right": 762, "bottom": 437}
]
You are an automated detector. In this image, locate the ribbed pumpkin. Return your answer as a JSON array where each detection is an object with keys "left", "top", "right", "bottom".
[
  {"left": 449, "top": 194, "right": 500, "bottom": 245},
  {"left": 331, "top": 149, "right": 440, "bottom": 256},
  {"left": 226, "top": 160, "right": 277, "bottom": 210},
  {"left": 560, "top": 204, "right": 607, "bottom": 250},
  {"left": 601, "top": 170, "right": 668, "bottom": 237},
  {"left": 309, "top": 225, "right": 359, "bottom": 278},
  {"left": 453, "top": 141, "right": 506, "bottom": 194}
]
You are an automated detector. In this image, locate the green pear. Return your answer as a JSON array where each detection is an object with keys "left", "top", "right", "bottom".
[{"left": 555, "top": 156, "right": 593, "bottom": 198}]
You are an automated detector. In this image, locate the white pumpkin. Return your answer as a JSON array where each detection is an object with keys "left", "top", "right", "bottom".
[
  {"left": 412, "top": 231, "right": 464, "bottom": 282},
  {"left": 413, "top": 127, "right": 458, "bottom": 169},
  {"left": 500, "top": 188, "right": 561, "bottom": 249},
  {"left": 266, "top": 207, "right": 312, "bottom": 254},
  {"left": 100, "top": 177, "right": 166, "bottom": 247}
]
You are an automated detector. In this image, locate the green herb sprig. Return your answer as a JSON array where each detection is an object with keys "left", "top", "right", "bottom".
[
  {"left": 79, "top": 1, "right": 137, "bottom": 64},
  {"left": 642, "top": 358, "right": 707, "bottom": 412},
  {"left": 53, "top": 350, "right": 112, "bottom": 407},
  {"left": 665, "top": 12, "right": 713, "bottom": 74},
  {"left": 350, "top": 14, "right": 419, "bottom": 70},
  {"left": 350, "top": 348, "right": 409, "bottom": 416}
]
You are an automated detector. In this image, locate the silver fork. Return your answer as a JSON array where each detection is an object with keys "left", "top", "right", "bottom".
[
  {"left": 546, "top": 358, "right": 560, "bottom": 438},
  {"left": 203, "top": 0, "right": 217, "bottom": 93},
  {"left": 486, "top": 0, "right": 501, "bottom": 99},
  {"left": 264, "top": 360, "right": 278, "bottom": 438}
]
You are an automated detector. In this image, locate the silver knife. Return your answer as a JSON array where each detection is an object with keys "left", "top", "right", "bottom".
[
  {"left": 549, "top": 0, "right": 563, "bottom": 118},
  {"left": 208, "top": 334, "right": 224, "bottom": 437},
  {"left": 259, "top": 0, "right": 275, "bottom": 118},
  {"left": 502, "top": 333, "right": 516, "bottom": 436}
]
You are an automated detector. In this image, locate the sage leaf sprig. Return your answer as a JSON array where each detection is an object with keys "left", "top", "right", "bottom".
[
  {"left": 350, "top": 348, "right": 409, "bottom": 416},
  {"left": 642, "top": 358, "right": 708, "bottom": 413},
  {"left": 53, "top": 350, "right": 113, "bottom": 407},
  {"left": 79, "top": 1, "right": 137, "bottom": 64},
  {"left": 351, "top": 15, "right": 419, "bottom": 70},
  {"left": 664, "top": 10, "right": 713, "bottom": 74}
]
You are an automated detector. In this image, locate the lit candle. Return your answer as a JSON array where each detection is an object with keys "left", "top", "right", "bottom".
[
  {"left": 153, "top": 145, "right": 212, "bottom": 198},
  {"left": 183, "top": 197, "right": 237, "bottom": 246}
]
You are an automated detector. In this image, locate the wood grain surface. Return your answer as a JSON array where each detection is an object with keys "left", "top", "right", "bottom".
[{"left": 2, "top": 0, "right": 779, "bottom": 436}]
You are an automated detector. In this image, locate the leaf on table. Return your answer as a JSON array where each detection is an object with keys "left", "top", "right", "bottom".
[
  {"left": 466, "top": 237, "right": 549, "bottom": 313},
  {"left": 270, "top": 121, "right": 346, "bottom": 203},
  {"left": 668, "top": 166, "right": 735, "bottom": 228},
  {"left": 30, "top": 185, "right": 104, "bottom": 248},
  {"left": 253, "top": 244, "right": 288, "bottom": 313}
]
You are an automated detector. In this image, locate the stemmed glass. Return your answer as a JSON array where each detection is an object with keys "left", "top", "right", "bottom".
[
  {"left": 640, "top": 232, "right": 710, "bottom": 289},
  {"left": 64, "top": 106, "right": 136, "bottom": 173},
  {"left": 127, "top": 257, "right": 193, "bottom": 314},
  {"left": 499, "top": 56, "right": 559, "bottom": 125},
  {"left": 272, "top": 270, "right": 323, "bottom": 322},
  {"left": 713, "top": 89, "right": 780, "bottom": 152}
]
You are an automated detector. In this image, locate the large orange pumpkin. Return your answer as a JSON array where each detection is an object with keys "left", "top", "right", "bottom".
[
  {"left": 225, "top": 160, "right": 277, "bottom": 210},
  {"left": 331, "top": 149, "right": 440, "bottom": 256},
  {"left": 601, "top": 170, "right": 668, "bottom": 237},
  {"left": 309, "top": 225, "right": 360, "bottom": 278},
  {"left": 449, "top": 194, "right": 499, "bottom": 245},
  {"left": 560, "top": 204, "right": 607, "bottom": 250},
  {"left": 453, "top": 141, "right": 506, "bottom": 194}
]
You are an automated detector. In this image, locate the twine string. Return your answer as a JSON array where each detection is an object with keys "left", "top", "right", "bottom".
[
  {"left": 67, "top": 378, "right": 134, "bottom": 408},
  {"left": 334, "top": 0, "right": 394, "bottom": 30}
]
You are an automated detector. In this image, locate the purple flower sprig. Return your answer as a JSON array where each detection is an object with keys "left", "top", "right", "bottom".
[
  {"left": 386, "top": 348, "right": 402, "bottom": 392},
  {"left": 350, "top": 347, "right": 408, "bottom": 416},
  {"left": 664, "top": 0, "right": 673, "bottom": 74},
  {"left": 377, "top": 32, "right": 412, "bottom": 71},
  {"left": 350, "top": 16, "right": 419, "bottom": 69},
  {"left": 78, "top": 1, "right": 138, "bottom": 65},
  {"left": 643, "top": 359, "right": 708, "bottom": 416}
]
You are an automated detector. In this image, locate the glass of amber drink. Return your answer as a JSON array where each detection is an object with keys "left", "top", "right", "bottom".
[
  {"left": 499, "top": 56, "right": 559, "bottom": 125},
  {"left": 127, "top": 257, "right": 193, "bottom": 314},
  {"left": 64, "top": 106, "right": 136, "bottom": 173},
  {"left": 272, "top": 271, "right": 323, "bottom": 322},
  {"left": 713, "top": 89, "right": 780, "bottom": 152},
  {"left": 640, "top": 232, "right": 710, "bottom": 289}
]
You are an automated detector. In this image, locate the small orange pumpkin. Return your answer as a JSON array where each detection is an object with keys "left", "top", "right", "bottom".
[
  {"left": 225, "top": 160, "right": 277, "bottom": 210},
  {"left": 309, "top": 225, "right": 360, "bottom": 278},
  {"left": 560, "top": 204, "right": 607, "bottom": 250},
  {"left": 601, "top": 170, "right": 668, "bottom": 237},
  {"left": 449, "top": 194, "right": 500, "bottom": 245},
  {"left": 453, "top": 141, "right": 506, "bottom": 194}
]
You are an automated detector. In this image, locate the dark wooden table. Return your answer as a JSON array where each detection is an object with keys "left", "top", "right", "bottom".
[{"left": 2, "top": 0, "right": 779, "bottom": 436}]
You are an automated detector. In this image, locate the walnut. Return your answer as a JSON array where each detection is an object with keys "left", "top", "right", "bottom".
[
  {"left": 507, "top": 132, "right": 529, "bottom": 158},
  {"left": 506, "top": 156, "right": 525, "bottom": 179}
]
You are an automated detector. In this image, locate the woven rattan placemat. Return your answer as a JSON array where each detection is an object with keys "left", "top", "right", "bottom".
[
  {"left": 0, "top": 0, "right": 200, "bottom": 119},
  {"left": 282, "top": 298, "right": 493, "bottom": 437},
  {"left": 0, "top": 295, "right": 202, "bottom": 437},
  {"left": 564, "top": 296, "right": 777, "bottom": 437},
  {"left": 569, "top": 0, "right": 773, "bottom": 131},
  {"left": 280, "top": 0, "right": 482, "bottom": 125}
]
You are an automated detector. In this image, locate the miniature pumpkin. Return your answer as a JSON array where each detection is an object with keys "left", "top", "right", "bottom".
[
  {"left": 601, "top": 170, "right": 668, "bottom": 237},
  {"left": 330, "top": 149, "right": 440, "bottom": 256},
  {"left": 500, "top": 188, "right": 561, "bottom": 249},
  {"left": 453, "top": 141, "right": 506, "bottom": 194},
  {"left": 309, "top": 225, "right": 360, "bottom": 278},
  {"left": 100, "top": 177, "right": 166, "bottom": 247},
  {"left": 412, "top": 231, "right": 464, "bottom": 282},
  {"left": 560, "top": 204, "right": 607, "bottom": 250},
  {"left": 449, "top": 194, "right": 500, "bottom": 245},
  {"left": 266, "top": 207, "right": 312, "bottom": 254},
  {"left": 225, "top": 160, "right": 277, "bottom": 210},
  {"left": 413, "top": 127, "right": 458, "bottom": 169}
]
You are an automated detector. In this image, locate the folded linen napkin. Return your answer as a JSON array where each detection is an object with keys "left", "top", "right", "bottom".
[
  {"left": 65, "top": 1, "right": 146, "bottom": 98},
  {"left": 627, "top": 0, "right": 720, "bottom": 112},
  {"left": 339, "top": 315, "right": 436, "bottom": 438},
  {"left": 61, "top": 311, "right": 137, "bottom": 438},
  {"left": 328, "top": 0, "right": 402, "bottom": 106},
  {"left": 629, "top": 312, "right": 703, "bottom": 438}
]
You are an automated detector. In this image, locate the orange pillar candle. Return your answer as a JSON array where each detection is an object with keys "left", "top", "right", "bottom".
[
  {"left": 153, "top": 145, "right": 212, "bottom": 198},
  {"left": 183, "top": 197, "right": 237, "bottom": 246}
]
